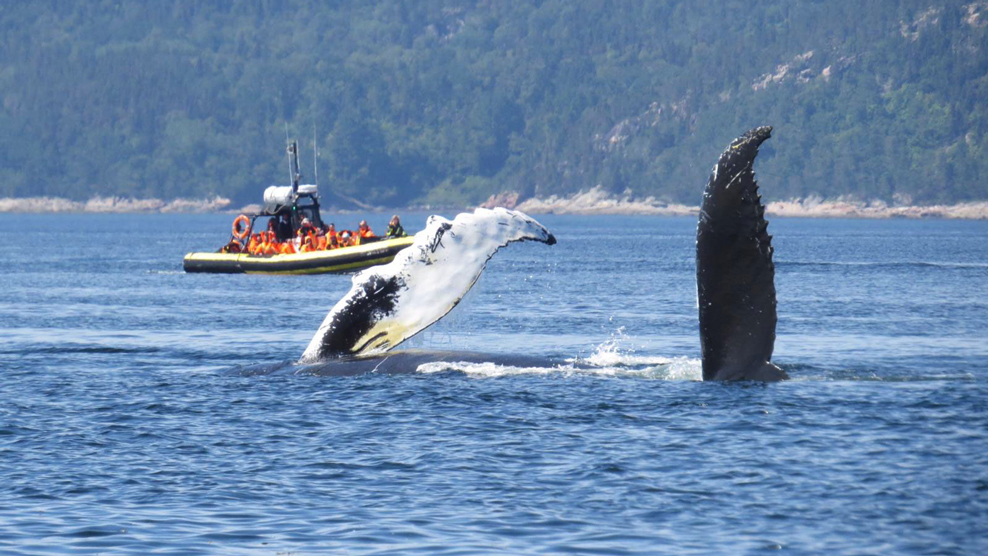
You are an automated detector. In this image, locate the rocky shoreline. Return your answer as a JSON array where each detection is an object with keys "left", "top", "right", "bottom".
[
  {"left": 0, "top": 196, "right": 232, "bottom": 213},
  {"left": 486, "top": 187, "right": 988, "bottom": 220},
  {"left": 4, "top": 191, "right": 988, "bottom": 219}
]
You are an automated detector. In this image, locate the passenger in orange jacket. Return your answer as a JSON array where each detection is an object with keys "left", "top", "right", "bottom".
[
  {"left": 263, "top": 232, "right": 279, "bottom": 255},
  {"left": 247, "top": 233, "right": 262, "bottom": 255},
  {"left": 301, "top": 233, "right": 317, "bottom": 252},
  {"left": 358, "top": 220, "right": 375, "bottom": 238}
]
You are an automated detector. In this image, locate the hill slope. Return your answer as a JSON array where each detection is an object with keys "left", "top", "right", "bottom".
[{"left": 2, "top": 1, "right": 986, "bottom": 207}]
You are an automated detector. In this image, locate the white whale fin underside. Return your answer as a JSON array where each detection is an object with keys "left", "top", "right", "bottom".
[{"left": 299, "top": 207, "right": 555, "bottom": 363}]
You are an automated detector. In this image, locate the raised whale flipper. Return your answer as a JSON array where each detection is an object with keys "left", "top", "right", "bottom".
[
  {"left": 299, "top": 208, "right": 556, "bottom": 363},
  {"left": 697, "top": 126, "right": 788, "bottom": 382}
]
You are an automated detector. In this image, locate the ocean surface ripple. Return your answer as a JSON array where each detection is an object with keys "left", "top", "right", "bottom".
[{"left": 1, "top": 214, "right": 986, "bottom": 554}]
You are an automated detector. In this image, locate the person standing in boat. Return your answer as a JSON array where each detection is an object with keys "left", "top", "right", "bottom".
[
  {"left": 298, "top": 217, "right": 318, "bottom": 239},
  {"left": 276, "top": 215, "right": 293, "bottom": 241},
  {"left": 386, "top": 215, "right": 406, "bottom": 238},
  {"left": 267, "top": 218, "right": 292, "bottom": 243}
]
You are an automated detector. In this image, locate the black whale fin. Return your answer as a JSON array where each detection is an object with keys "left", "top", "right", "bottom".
[{"left": 697, "top": 126, "right": 787, "bottom": 382}]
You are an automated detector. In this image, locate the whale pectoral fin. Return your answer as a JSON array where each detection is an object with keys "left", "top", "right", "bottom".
[
  {"left": 300, "top": 208, "right": 555, "bottom": 363},
  {"left": 697, "top": 126, "right": 785, "bottom": 382}
]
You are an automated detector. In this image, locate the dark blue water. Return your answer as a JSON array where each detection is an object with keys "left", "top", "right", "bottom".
[{"left": 1, "top": 213, "right": 987, "bottom": 554}]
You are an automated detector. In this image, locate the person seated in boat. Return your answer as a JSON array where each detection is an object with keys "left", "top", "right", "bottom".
[
  {"left": 297, "top": 234, "right": 309, "bottom": 252},
  {"left": 221, "top": 239, "right": 243, "bottom": 254},
  {"left": 358, "top": 220, "right": 375, "bottom": 239},
  {"left": 263, "top": 231, "right": 279, "bottom": 256},
  {"left": 386, "top": 215, "right": 406, "bottom": 238},
  {"left": 247, "top": 233, "right": 262, "bottom": 255},
  {"left": 310, "top": 234, "right": 321, "bottom": 251},
  {"left": 340, "top": 231, "right": 354, "bottom": 247},
  {"left": 327, "top": 227, "right": 340, "bottom": 249}
]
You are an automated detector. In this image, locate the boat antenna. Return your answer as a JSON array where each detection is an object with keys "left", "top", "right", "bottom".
[
  {"left": 288, "top": 140, "right": 301, "bottom": 197},
  {"left": 284, "top": 124, "right": 301, "bottom": 197},
  {"left": 285, "top": 123, "right": 293, "bottom": 188},
  {"left": 313, "top": 122, "right": 318, "bottom": 188}
]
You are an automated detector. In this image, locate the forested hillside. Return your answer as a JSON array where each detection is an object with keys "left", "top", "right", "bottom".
[{"left": 2, "top": 1, "right": 986, "bottom": 207}]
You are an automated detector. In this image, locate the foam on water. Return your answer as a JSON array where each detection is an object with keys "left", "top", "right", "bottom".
[
  {"left": 414, "top": 358, "right": 702, "bottom": 379},
  {"left": 413, "top": 335, "right": 704, "bottom": 381}
]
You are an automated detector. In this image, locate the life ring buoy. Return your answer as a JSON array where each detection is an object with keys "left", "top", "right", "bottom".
[{"left": 232, "top": 215, "right": 251, "bottom": 240}]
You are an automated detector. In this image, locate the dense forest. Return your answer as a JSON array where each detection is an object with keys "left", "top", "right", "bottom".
[{"left": 2, "top": 1, "right": 986, "bottom": 207}]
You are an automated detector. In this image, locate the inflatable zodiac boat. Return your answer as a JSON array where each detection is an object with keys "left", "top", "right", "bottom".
[
  {"left": 183, "top": 236, "right": 414, "bottom": 275},
  {"left": 183, "top": 140, "right": 413, "bottom": 275}
]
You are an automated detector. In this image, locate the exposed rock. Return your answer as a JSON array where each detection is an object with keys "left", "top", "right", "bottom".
[
  {"left": 964, "top": 2, "right": 988, "bottom": 27},
  {"left": 514, "top": 186, "right": 696, "bottom": 215},
  {"left": 595, "top": 101, "right": 668, "bottom": 153},
  {"left": 752, "top": 50, "right": 815, "bottom": 91},
  {"left": 901, "top": 7, "right": 942, "bottom": 41},
  {"left": 766, "top": 196, "right": 988, "bottom": 219},
  {"left": 479, "top": 191, "right": 521, "bottom": 210}
]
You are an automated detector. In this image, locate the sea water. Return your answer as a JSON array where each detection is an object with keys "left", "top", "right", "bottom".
[{"left": 1, "top": 213, "right": 986, "bottom": 554}]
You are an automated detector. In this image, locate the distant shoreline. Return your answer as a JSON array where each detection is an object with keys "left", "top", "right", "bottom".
[
  {"left": 493, "top": 188, "right": 988, "bottom": 220},
  {"left": 0, "top": 196, "right": 234, "bottom": 214},
  {"left": 3, "top": 193, "right": 988, "bottom": 219}
]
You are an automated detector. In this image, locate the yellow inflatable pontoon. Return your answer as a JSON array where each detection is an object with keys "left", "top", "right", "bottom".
[{"left": 183, "top": 236, "right": 414, "bottom": 275}]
